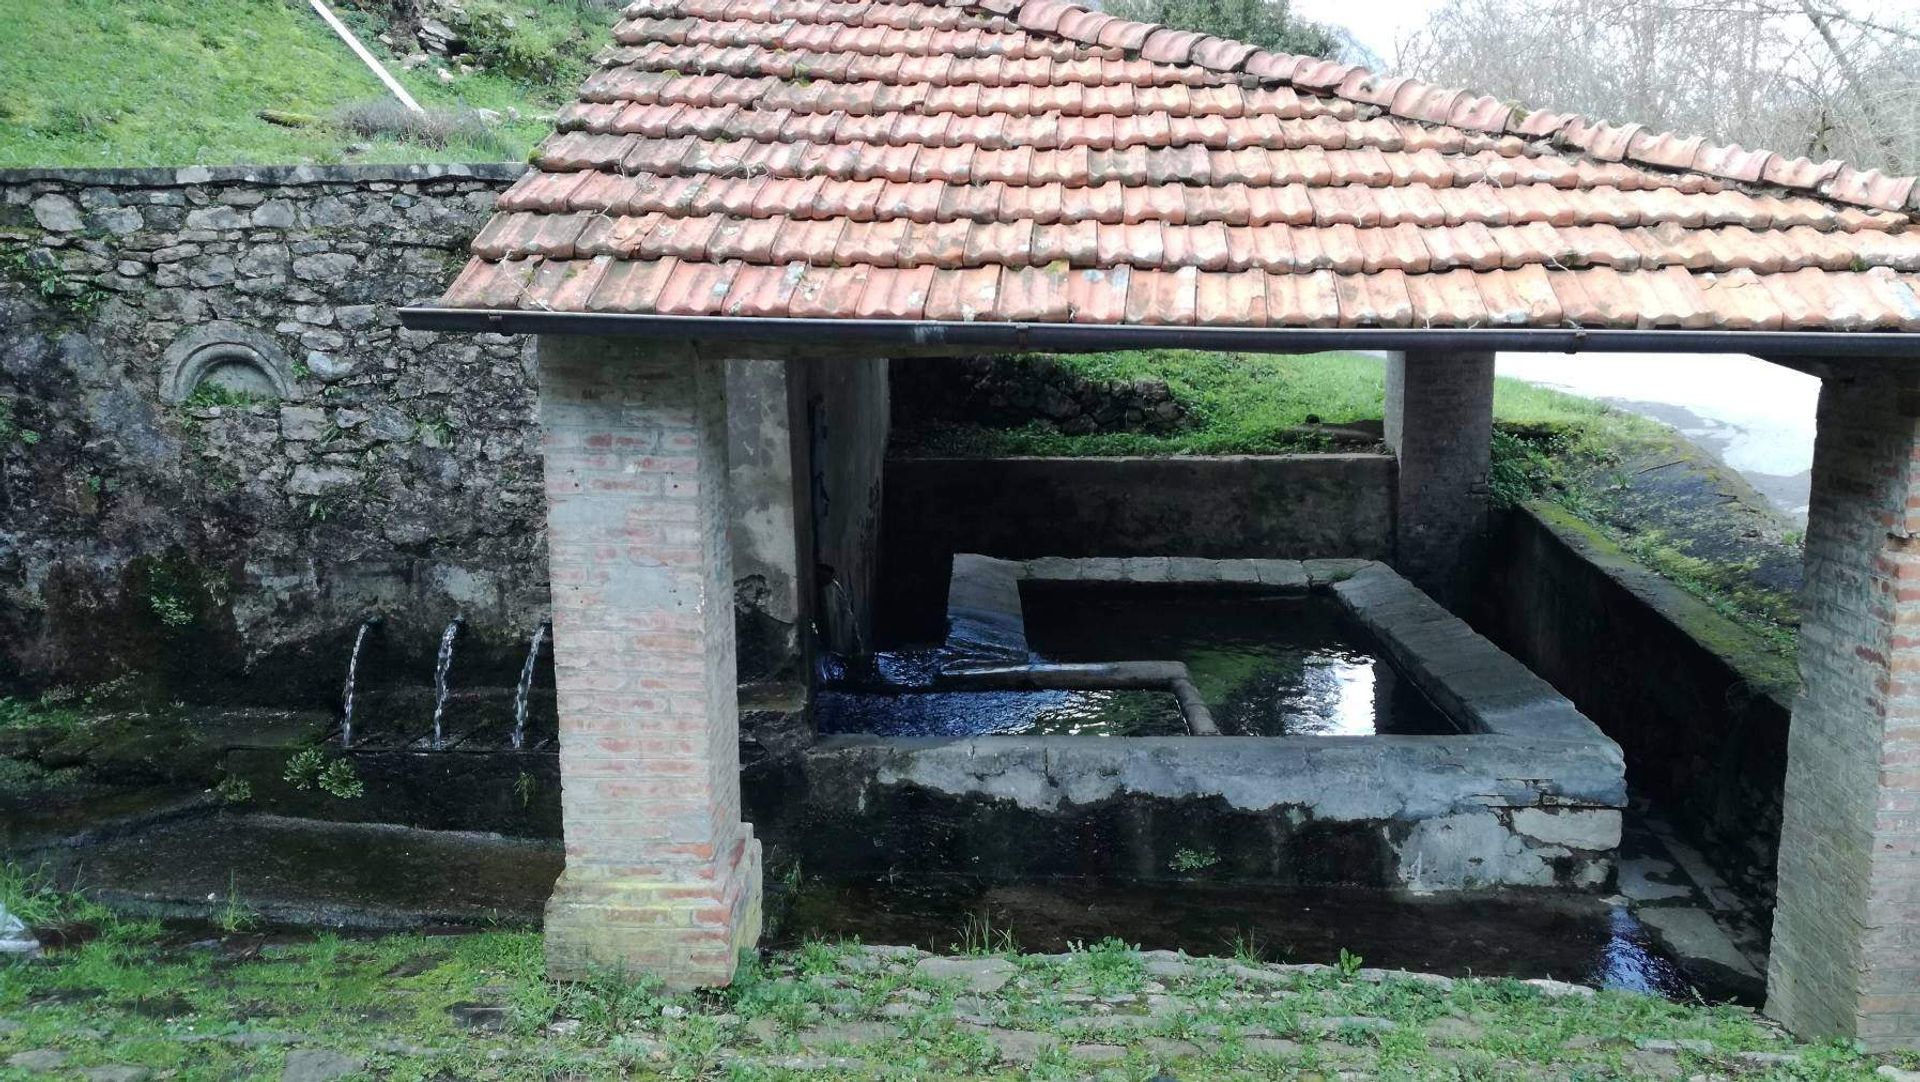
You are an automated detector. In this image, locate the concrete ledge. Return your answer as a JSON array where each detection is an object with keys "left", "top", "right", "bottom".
[
  {"left": 0, "top": 162, "right": 527, "bottom": 188},
  {"left": 814, "top": 734, "right": 1628, "bottom": 816},
  {"left": 759, "top": 734, "right": 1624, "bottom": 890},
  {"left": 1333, "top": 564, "right": 1618, "bottom": 750}
]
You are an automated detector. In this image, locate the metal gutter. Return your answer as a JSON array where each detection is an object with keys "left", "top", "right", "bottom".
[{"left": 397, "top": 306, "right": 1920, "bottom": 358}]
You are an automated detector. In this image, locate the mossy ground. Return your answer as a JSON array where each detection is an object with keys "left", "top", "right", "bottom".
[
  {"left": 2, "top": 871, "right": 1914, "bottom": 1081},
  {"left": 0, "top": 0, "right": 607, "bottom": 167},
  {"left": 899, "top": 350, "right": 1804, "bottom": 662}
]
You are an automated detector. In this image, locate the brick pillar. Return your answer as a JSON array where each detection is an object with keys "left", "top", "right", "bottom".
[
  {"left": 1768, "top": 365, "right": 1920, "bottom": 1050},
  {"left": 1383, "top": 350, "right": 1495, "bottom": 608},
  {"left": 535, "top": 336, "right": 762, "bottom": 987}
]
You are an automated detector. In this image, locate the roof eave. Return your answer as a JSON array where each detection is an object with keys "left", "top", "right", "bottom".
[{"left": 397, "top": 306, "right": 1920, "bottom": 358}]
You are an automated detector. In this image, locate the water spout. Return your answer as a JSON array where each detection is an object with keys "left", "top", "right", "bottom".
[
  {"left": 511, "top": 621, "right": 549, "bottom": 750},
  {"left": 339, "top": 617, "right": 378, "bottom": 748},
  {"left": 430, "top": 618, "right": 463, "bottom": 750}
]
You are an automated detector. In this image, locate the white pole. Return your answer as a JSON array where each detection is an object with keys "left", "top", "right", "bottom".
[{"left": 308, "top": 0, "right": 427, "bottom": 115}]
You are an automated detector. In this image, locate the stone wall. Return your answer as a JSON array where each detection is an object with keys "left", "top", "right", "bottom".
[
  {"left": 1477, "top": 503, "right": 1795, "bottom": 914},
  {"left": 878, "top": 454, "right": 1394, "bottom": 640},
  {"left": 0, "top": 163, "right": 544, "bottom": 701}
]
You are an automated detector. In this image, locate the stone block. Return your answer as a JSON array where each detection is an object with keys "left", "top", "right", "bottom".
[
  {"left": 1510, "top": 808, "right": 1622, "bottom": 851},
  {"left": 278, "top": 406, "right": 328, "bottom": 442},
  {"left": 30, "top": 193, "right": 82, "bottom": 231}
]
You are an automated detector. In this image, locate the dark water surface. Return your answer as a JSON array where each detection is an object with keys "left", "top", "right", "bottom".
[
  {"left": 774, "top": 875, "right": 1739, "bottom": 1003},
  {"left": 1024, "top": 589, "right": 1455, "bottom": 736},
  {"left": 813, "top": 687, "right": 1189, "bottom": 737},
  {"left": 817, "top": 590, "right": 1460, "bottom": 738}
]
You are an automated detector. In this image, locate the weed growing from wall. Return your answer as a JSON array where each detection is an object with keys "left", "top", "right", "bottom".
[{"left": 0, "top": 242, "right": 108, "bottom": 319}]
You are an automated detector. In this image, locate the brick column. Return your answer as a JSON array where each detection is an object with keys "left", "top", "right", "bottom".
[
  {"left": 535, "top": 335, "right": 762, "bottom": 987},
  {"left": 1383, "top": 350, "right": 1495, "bottom": 608},
  {"left": 1768, "top": 364, "right": 1920, "bottom": 1050}
]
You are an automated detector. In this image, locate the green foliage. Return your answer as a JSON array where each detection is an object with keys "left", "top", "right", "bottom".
[
  {"left": 1488, "top": 425, "right": 1573, "bottom": 509},
  {"left": 1065, "top": 936, "right": 1145, "bottom": 995},
  {"left": 0, "top": 694, "right": 87, "bottom": 733},
  {"left": 905, "top": 350, "right": 1387, "bottom": 458},
  {"left": 1105, "top": 0, "right": 1335, "bottom": 56},
  {"left": 452, "top": 0, "right": 603, "bottom": 90},
  {"left": 179, "top": 381, "right": 263, "bottom": 409},
  {"left": 213, "top": 773, "right": 253, "bottom": 805},
  {"left": 1336, "top": 947, "right": 1364, "bottom": 978},
  {"left": 951, "top": 911, "right": 1019, "bottom": 956},
  {"left": 0, "top": 863, "right": 143, "bottom": 942},
  {"left": 213, "top": 871, "right": 261, "bottom": 933},
  {"left": 142, "top": 562, "right": 198, "bottom": 629},
  {"left": 0, "top": 397, "right": 38, "bottom": 447},
  {"left": 1168, "top": 846, "right": 1221, "bottom": 873},
  {"left": 513, "top": 770, "right": 537, "bottom": 808},
  {"left": 1619, "top": 530, "right": 1800, "bottom": 655},
  {"left": 0, "top": 243, "right": 108, "bottom": 319},
  {"left": 282, "top": 747, "right": 365, "bottom": 799}
]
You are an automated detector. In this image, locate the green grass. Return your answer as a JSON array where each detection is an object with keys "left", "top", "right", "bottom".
[
  {"left": 906, "top": 349, "right": 1389, "bottom": 457},
  {"left": 0, "top": 880, "right": 1906, "bottom": 1080},
  {"left": 902, "top": 349, "right": 1677, "bottom": 459},
  {"left": 0, "top": 0, "right": 607, "bottom": 167}
]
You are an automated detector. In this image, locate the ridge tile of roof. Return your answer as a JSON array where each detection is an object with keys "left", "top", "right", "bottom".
[{"left": 432, "top": 0, "right": 1920, "bottom": 335}]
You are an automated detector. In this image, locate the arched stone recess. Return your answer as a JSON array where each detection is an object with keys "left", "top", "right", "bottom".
[{"left": 160, "top": 322, "right": 300, "bottom": 404}]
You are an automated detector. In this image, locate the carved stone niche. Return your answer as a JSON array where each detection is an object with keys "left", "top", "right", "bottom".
[{"left": 160, "top": 323, "right": 299, "bottom": 404}]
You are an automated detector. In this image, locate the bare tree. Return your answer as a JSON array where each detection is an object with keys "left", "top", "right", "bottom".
[{"left": 1394, "top": 0, "right": 1920, "bottom": 175}]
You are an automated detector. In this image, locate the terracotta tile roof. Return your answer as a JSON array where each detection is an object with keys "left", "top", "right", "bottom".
[{"left": 434, "top": 0, "right": 1920, "bottom": 333}]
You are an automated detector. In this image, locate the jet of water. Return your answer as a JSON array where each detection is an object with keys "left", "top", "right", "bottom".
[
  {"left": 512, "top": 622, "right": 549, "bottom": 751},
  {"left": 430, "top": 618, "right": 462, "bottom": 750},
  {"left": 339, "top": 617, "right": 376, "bottom": 748}
]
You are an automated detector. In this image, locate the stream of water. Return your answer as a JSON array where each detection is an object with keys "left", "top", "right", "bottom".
[
  {"left": 511, "top": 623, "right": 548, "bottom": 751},
  {"left": 339, "top": 619, "right": 374, "bottom": 749},
  {"left": 429, "top": 620, "right": 461, "bottom": 750}
]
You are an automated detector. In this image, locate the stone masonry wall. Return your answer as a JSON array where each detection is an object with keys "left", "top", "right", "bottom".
[{"left": 0, "top": 164, "right": 544, "bottom": 701}]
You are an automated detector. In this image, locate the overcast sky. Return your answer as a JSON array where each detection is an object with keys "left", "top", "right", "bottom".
[
  {"left": 1290, "top": 0, "right": 1439, "bottom": 63},
  {"left": 1295, "top": 0, "right": 1918, "bottom": 70}
]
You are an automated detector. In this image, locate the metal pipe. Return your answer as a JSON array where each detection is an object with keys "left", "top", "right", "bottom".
[
  {"left": 934, "top": 661, "right": 1190, "bottom": 690},
  {"left": 1168, "top": 676, "right": 1220, "bottom": 736},
  {"left": 396, "top": 306, "right": 1920, "bottom": 359},
  {"left": 308, "top": 0, "right": 426, "bottom": 114}
]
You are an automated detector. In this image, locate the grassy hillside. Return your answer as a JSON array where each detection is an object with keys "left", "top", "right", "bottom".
[{"left": 0, "top": 0, "right": 603, "bottom": 167}]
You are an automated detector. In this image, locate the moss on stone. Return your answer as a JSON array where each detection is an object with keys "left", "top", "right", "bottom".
[{"left": 1526, "top": 501, "right": 1798, "bottom": 695}]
